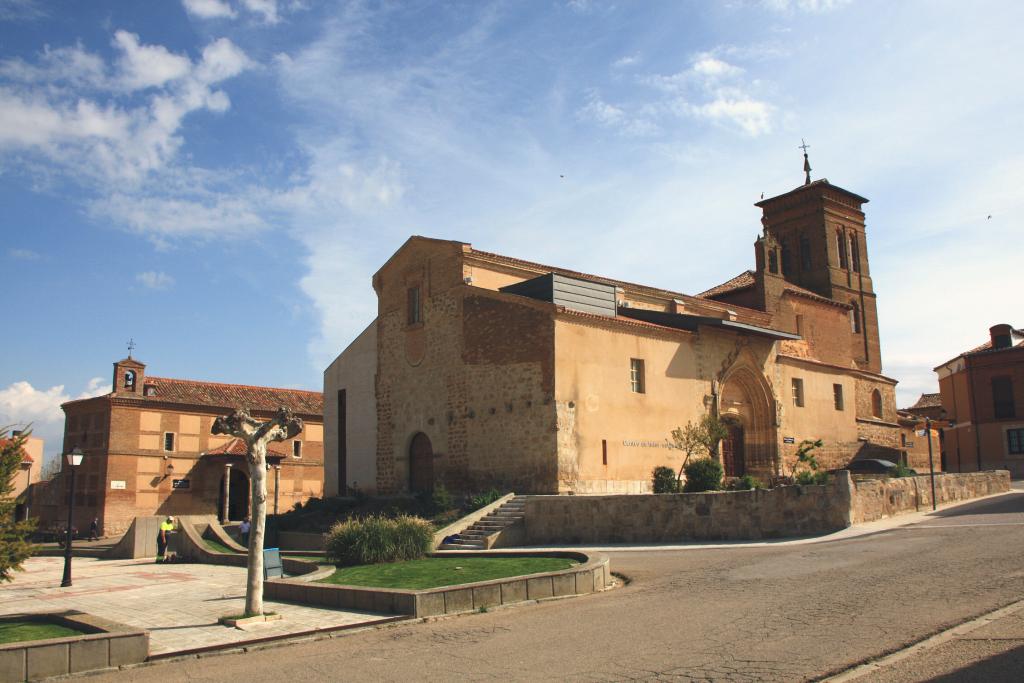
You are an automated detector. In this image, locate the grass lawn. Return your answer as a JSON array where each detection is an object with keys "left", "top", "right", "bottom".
[
  {"left": 0, "top": 620, "right": 85, "bottom": 644},
  {"left": 317, "top": 556, "right": 577, "bottom": 589},
  {"left": 203, "top": 537, "right": 242, "bottom": 554}
]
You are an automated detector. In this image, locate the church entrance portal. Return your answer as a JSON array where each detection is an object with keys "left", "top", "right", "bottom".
[
  {"left": 218, "top": 468, "right": 249, "bottom": 521},
  {"left": 409, "top": 433, "right": 434, "bottom": 494},
  {"left": 722, "top": 420, "right": 746, "bottom": 477}
]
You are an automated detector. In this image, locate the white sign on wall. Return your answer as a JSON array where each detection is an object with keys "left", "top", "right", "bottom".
[{"left": 110, "top": 480, "right": 126, "bottom": 490}]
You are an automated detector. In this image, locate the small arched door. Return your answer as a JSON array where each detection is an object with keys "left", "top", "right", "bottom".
[
  {"left": 409, "top": 433, "right": 434, "bottom": 494},
  {"left": 721, "top": 420, "right": 746, "bottom": 477}
]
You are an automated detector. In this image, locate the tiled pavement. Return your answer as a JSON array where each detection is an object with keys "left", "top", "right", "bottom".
[{"left": 0, "top": 556, "right": 391, "bottom": 655}]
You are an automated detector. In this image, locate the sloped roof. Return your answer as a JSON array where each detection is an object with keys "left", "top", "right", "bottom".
[
  {"left": 910, "top": 393, "right": 942, "bottom": 410},
  {"left": 964, "top": 328, "right": 1024, "bottom": 354},
  {"left": 204, "top": 437, "right": 290, "bottom": 458},
  {"left": 699, "top": 271, "right": 756, "bottom": 298},
  {"left": 141, "top": 377, "right": 323, "bottom": 416}
]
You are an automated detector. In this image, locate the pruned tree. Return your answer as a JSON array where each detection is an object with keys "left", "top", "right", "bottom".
[
  {"left": 669, "top": 414, "right": 729, "bottom": 483},
  {"left": 1, "top": 427, "right": 37, "bottom": 581},
  {"left": 212, "top": 407, "right": 302, "bottom": 617}
]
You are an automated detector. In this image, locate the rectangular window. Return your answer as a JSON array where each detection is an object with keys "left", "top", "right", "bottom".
[
  {"left": 792, "top": 378, "right": 805, "bottom": 407},
  {"left": 163, "top": 432, "right": 175, "bottom": 452},
  {"left": 800, "top": 236, "right": 812, "bottom": 270},
  {"left": 293, "top": 440, "right": 302, "bottom": 458},
  {"left": 992, "top": 376, "right": 1015, "bottom": 418},
  {"left": 1009, "top": 428, "right": 1024, "bottom": 454},
  {"left": 837, "top": 232, "right": 848, "bottom": 269},
  {"left": 630, "top": 358, "right": 645, "bottom": 394},
  {"left": 795, "top": 314, "right": 804, "bottom": 336},
  {"left": 833, "top": 383, "right": 844, "bottom": 410},
  {"left": 407, "top": 286, "right": 422, "bottom": 325},
  {"left": 602, "top": 439, "right": 608, "bottom": 466}
]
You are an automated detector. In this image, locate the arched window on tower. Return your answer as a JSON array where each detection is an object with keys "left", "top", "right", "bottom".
[
  {"left": 850, "top": 234, "right": 861, "bottom": 272},
  {"left": 124, "top": 370, "right": 135, "bottom": 390},
  {"left": 837, "top": 231, "right": 848, "bottom": 269},
  {"left": 850, "top": 301, "right": 861, "bottom": 334},
  {"left": 768, "top": 249, "right": 779, "bottom": 274},
  {"left": 871, "top": 389, "right": 883, "bottom": 419}
]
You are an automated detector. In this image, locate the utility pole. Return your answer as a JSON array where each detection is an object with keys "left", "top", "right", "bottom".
[{"left": 926, "top": 417, "right": 937, "bottom": 511}]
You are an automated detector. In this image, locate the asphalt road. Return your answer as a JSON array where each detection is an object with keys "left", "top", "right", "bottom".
[{"left": 96, "top": 490, "right": 1024, "bottom": 682}]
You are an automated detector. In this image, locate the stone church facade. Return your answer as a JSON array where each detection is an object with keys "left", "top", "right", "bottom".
[
  {"left": 325, "top": 175, "right": 903, "bottom": 496},
  {"left": 32, "top": 357, "right": 324, "bottom": 536}
]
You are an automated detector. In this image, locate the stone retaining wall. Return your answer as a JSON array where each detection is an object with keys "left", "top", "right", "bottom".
[
  {"left": 521, "top": 470, "right": 1011, "bottom": 544},
  {"left": 265, "top": 551, "right": 610, "bottom": 618},
  {"left": 523, "top": 476, "right": 854, "bottom": 544},
  {"left": 0, "top": 611, "right": 147, "bottom": 682},
  {"left": 851, "top": 470, "right": 1011, "bottom": 524}
]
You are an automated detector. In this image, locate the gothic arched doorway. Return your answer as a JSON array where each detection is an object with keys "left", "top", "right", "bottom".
[
  {"left": 722, "top": 419, "right": 746, "bottom": 477},
  {"left": 409, "top": 433, "right": 434, "bottom": 494},
  {"left": 218, "top": 468, "right": 249, "bottom": 521},
  {"left": 719, "top": 364, "right": 777, "bottom": 477}
]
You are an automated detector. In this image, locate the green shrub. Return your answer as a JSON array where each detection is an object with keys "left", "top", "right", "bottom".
[
  {"left": 734, "top": 474, "right": 763, "bottom": 491},
  {"left": 889, "top": 463, "right": 914, "bottom": 478},
  {"left": 431, "top": 483, "right": 454, "bottom": 512},
  {"left": 325, "top": 514, "right": 433, "bottom": 567},
  {"left": 652, "top": 466, "right": 680, "bottom": 493},
  {"left": 468, "top": 488, "right": 502, "bottom": 510},
  {"left": 795, "top": 470, "right": 830, "bottom": 486},
  {"left": 682, "top": 458, "right": 723, "bottom": 493}
]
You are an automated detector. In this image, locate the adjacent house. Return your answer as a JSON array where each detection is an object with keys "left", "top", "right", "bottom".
[{"left": 936, "top": 324, "right": 1024, "bottom": 475}]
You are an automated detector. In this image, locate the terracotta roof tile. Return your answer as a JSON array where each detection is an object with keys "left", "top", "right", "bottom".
[
  {"left": 699, "top": 271, "right": 756, "bottom": 298},
  {"left": 205, "top": 437, "right": 290, "bottom": 457},
  {"left": 910, "top": 393, "right": 942, "bottom": 410},
  {"left": 140, "top": 376, "right": 322, "bottom": 416}
]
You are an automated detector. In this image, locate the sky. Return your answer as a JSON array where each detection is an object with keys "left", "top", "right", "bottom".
[{"left": 1, "top": 0, "right": 1022, "bottom": 464}]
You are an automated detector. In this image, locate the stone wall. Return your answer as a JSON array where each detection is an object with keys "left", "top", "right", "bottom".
[
  {"left": 522, "top": 470, "right": 1011, "bottom": 544},
  {"left": 850, "top": 470, "right": 1010, "bottom": 524},
  {"left": 523, "top": 474, "right": 854, "bottom": 544}
]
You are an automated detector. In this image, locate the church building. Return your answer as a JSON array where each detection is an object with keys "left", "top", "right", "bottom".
[
  {"left": 32, "top": 356, "right": 324, "bottom": 536},
  {"left": 325, "top": 168, "right": 904, "bottom": 496}
]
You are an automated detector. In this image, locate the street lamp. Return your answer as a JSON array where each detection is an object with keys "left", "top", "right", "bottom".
[{"left": 60, "top": 446, "right": 84, "bottom": 588}]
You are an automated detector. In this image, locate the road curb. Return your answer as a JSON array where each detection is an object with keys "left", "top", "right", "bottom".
[{"left": 818, "top": 597, "right": 1024, "bottom": 682}]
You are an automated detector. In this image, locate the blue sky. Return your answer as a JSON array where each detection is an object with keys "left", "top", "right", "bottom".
[{"left": 2, "top": 0, "right": 1022, "bottom": 463}]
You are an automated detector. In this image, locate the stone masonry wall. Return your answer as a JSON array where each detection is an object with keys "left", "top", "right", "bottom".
[
  {"left": 850, "top": 470, "right": 1010, "bottom": 524},
  {"left": 524, "top": 473, "right": 853, "bottom": 544}
]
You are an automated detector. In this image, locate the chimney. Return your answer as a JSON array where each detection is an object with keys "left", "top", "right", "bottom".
[{"left": 990, "top": 324, "right": 1013, "bottom": 349}]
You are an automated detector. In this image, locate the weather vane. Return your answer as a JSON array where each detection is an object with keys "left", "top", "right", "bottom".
[
  {"left": 799, "top": 138, "right": 812, "bottom": 185},
  {"left": 127, "top": 338, "right": 136, "bottom": 359}
]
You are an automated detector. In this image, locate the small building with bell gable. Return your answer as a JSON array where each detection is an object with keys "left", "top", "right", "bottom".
[{"left": 31, "top": 356, "right": 324, "bottom": 536}]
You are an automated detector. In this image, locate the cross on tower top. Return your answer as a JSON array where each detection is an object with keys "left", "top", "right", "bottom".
[
  {"left": 799, "top": 138, "right": 812, "bottom": 185},
  {"left": 127, "top": 338, "right": 136, "bottom": 359}
]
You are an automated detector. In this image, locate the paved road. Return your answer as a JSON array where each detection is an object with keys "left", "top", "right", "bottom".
[{"left": 95, "top": 490, "right": 1024, "bottom": 682}]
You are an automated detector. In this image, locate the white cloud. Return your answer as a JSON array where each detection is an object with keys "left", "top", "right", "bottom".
[
  {"left": 761, "top": 0, "right": 852, "bottom": 12},
  {"left": 0, "top": 377, "right": 110, "bottom": 461},
  {"left": 90, "top": 191, "right": 267, "bottom": 245},
  {"left": 240, "top": 0, "right": 279, "bottom": 24},
  {"left": 688, "top": 93, "right": 774, "bottom": 136},
  {"left": 692, "top": 54, "right": 743, "bottom": 79},
  {"left": 0, "top": 32, "right": 253, "bottom": 185},
  {"left": 612, "top": 54, "right": 640, "bottom": 69},
  {"left": 113, "top": 31, "right": 192, "bottom": 90},
  {"left": 7, "top": 248, "right": 39, "bottom": 260},
  {"left": 183, "top": 0, "right": 236, "bottom": 20},
  {"left": 0, "top": 0, "right": 45, "bottom": 21},
  {"left": 136, "top": 270, "right": 175, "bottom": 289},
  {"left": 576, "top": 91, "right": 659, "bottom": 136}
]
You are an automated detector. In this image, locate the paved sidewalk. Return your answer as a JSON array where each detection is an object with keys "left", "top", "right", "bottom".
[
  {"left": 828, "top": 599, "right": 1024, "bottom": 682},
  {"left": 0, "top": 556, "right": 390, "bottom": 655}
]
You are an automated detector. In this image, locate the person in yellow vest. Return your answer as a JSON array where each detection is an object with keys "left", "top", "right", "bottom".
[{"left": 157, "top": 516, "right": 175, "bottom": 562}]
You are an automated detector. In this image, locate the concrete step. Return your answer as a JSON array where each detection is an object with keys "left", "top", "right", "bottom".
[{"left": 440, "top": 542, "right": 484, "bottom": 550}]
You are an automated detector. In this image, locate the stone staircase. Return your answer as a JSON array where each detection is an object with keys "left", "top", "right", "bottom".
[{"left": 439, "top": 496, "right": 526, "bottom": 550}]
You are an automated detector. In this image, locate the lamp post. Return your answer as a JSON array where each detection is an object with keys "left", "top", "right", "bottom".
[{"left": 60, "top": 447, "right": 84, "bottom": 588}]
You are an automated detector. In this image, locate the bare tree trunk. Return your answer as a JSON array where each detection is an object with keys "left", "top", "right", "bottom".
[{"left": 245, "top": 442, "right": 268, "bottom": 616}]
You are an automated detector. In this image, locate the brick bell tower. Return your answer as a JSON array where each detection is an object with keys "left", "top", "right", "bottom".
[{"left": 755, "top": 148, "right": 882, "bottom": 373}]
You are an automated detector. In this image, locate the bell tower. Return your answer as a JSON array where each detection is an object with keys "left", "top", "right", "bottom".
[
  {"left": 112, "top": 340, "right": 146, "bottom": 396},
  {"left": 755, "top": 160, "right": 881, "bottom": 373}
]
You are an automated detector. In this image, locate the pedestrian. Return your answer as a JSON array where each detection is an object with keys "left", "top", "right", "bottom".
[
  {"left": 88, "top": 517, "right": 99, "bottom": 542},
  {"left": 239, "top": 516, "right": 251, "bottom": 547},
  {"left": 157, "top": 516, "right": 174, "bottom": 562}
]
